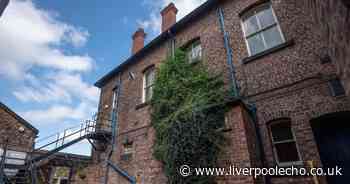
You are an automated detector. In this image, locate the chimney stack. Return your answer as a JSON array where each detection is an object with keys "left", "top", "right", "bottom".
[
  {"left": 132, "top": 28, "right": 146, "bottom": 55},
  {"left": 161, "top": 3, "right": 178, "bottom": 32}
]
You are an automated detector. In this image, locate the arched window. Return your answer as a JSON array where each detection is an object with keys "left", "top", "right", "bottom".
[
  {"left": 142, "top": 67, "right": 155, "bottom": 103},
  {"left": 241, "top": 2, "right": 285, "bottom": 56},
  {"left": 269, "top": 119, "right": 301, "bottom": 165}
]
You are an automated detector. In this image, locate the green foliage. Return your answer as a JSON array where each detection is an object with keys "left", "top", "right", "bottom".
[{"left": 151, "top": 50, "right": 227, "bottom": 184}]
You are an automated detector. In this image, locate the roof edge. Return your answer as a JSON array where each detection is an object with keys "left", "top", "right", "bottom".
[
  {"left": 94, "top": 0, "right": 218, "bottom": 88},
  {"left": 0, "top": 102, "right": 39, "bottom": 134}
]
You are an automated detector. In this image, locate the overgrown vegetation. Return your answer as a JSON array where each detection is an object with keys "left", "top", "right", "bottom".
[{"left": 151, "top": 50, "right": 227, "bottom": 184}]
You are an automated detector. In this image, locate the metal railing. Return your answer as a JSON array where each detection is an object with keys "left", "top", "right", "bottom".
[
  {"left": 34, "top": 113, "right": 112, "bottom": 152},
  {"left": 35, "top": 120, "right": 96, "bottom": 151}
]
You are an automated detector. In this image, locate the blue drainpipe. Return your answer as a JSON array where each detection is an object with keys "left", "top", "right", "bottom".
[
  {"left": 217, "top": 7, "right": 270, "bottom": 184},
  {"left": 105, "top": 75, "right": 136, "bottom": 184},
  {"left": 217, "top": 7, "right": 240, "bottom": 98}
]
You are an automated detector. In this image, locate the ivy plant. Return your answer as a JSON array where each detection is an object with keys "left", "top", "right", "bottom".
[{"left": 151, "top": 49, "right": 227, "bottom": 184}]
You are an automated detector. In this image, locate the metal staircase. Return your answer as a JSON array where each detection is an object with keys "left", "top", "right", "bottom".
[
  {"left": 1, "top": 77, "right": 136, "bottom": 184},
  {"left": 32, "top": 118, "right": 111, "bottom": 164},
  {"left": 0, "top": 114, "right": 112, "bottom": 184}
]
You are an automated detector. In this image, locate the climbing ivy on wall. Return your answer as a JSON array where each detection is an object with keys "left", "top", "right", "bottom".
[{"left": 151, "top": 50, "right": 227, "bottom": 184}]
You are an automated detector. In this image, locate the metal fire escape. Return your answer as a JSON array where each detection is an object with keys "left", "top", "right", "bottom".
[
  {"left": 0, "top": 115, "right": 112, "bottom": 184},
  {"left": 0, "top": 84, "right": 135, "bottom": 184}
]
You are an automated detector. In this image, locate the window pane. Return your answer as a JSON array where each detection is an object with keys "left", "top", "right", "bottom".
[
  {"left": 6, "top": 150, "right": 26, "bottom": 159},
  {"left": 244, "top": 16, "right": 259, "bottom": 36},
  {"left": 4, "top": 169, "right": 19, "bottom": 176},
  {"left": 192, "top": 44, "right": 202, "bottom": 59},
  {"left": 270, "top": 122, "right": 294, "bottom": 142},
  {"left": 145, "top": 69, "right": 155, "bottom": 87},
  {"left": 247, "top": 34, "right": 265, "bottom": 55},
  {"left": 257, "top": 7, "right": 275, "bottom": 28},
  {"left": 329, "top": 79, "right": 346, "bottom": 96},
  {"left": 262, "top": 26, "right": 284, "bottom": 49},
  {"left": 145, "top": 86, "right": 153, "bottom": 102},
  {"left": 275, "top": 142, "right": 300, "bottom": 163}
]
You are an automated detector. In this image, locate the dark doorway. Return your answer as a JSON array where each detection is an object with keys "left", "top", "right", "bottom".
[{"left": 311, "top": 111, "right": 350, "bottom": 184}]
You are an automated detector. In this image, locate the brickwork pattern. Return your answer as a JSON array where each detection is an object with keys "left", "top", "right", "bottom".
[
  {"left": 306, "top": 0, "right": 350, "bottom": 99},
  {"left": 0, "top": 106, "right": 36, "bottom": 152},
  {"left": 94, "top": 0, "right": 350, "bottom": 183}
]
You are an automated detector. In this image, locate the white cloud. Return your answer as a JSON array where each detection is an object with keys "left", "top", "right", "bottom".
[
  {"left": 0, "top": 1, "right": 99, "bottom": 130},
  {"left": 13, "top": 72, "right": 99, "bottom": 104},
  {"left": 0, "top": 0, "right": 93, "bottom": 80},
  {"left": 13, "top": 72, "right": 99, "bottom": 124},
  {"left": 65, "top": 27, "right": 90, "bottom": 47},
  {"left": 138, "top": 0, "right": 207, "bottom": 35},
  {"left": 52, "top": 72, "right": 99, "bottom": 103},
  {"left": 22, "top": 102, "right": 95, "bottom": 125}
]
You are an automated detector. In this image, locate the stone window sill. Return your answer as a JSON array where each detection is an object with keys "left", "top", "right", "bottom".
[
  {"left": 135, "top": 102, "right": 150, "bottom": 110},
  {"left": 242, "top": 39, "right": 295, "bottom": 64}
]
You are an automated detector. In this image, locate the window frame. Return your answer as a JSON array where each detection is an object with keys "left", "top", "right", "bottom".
[
  {"left": 121, "top": 142, "right": 133, "bottom": 161},
  {"left": 186, "top": 39, "right": 202, "bottom": 64},
  {"left": 0, "top": 149, "right": 27, "bottom": 166},
  {"left": 268, "top": 119, "right": 302, "bottom": 166},
  {"left": 142, "top": 67, "right": 155, "bottom": 103},
  {"left": 328, "top": 78, "right": 346, "bottom": 97},
  {"left": 240, "top": 2, "right": 285, "bottom": 56},
  {"left": 111, "top": 88, "right": 118, "bottom": 110}
]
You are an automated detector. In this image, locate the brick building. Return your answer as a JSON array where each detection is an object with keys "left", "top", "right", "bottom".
[
  {"left": 0, "top": 101, "right": 38, "bottom": 180},
  {"left": 0, "top": 102, "right": 92, "bottom": 184},
  {"left": 93, "top": 0, "right": 350, "bottom": 184},
  {"left": 306, "top": 0, "right": 350, "bottom": 99}
]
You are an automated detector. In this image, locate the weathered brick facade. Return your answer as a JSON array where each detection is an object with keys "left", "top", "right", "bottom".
[
  {"left": 93, "top": 0, "right": 350, "bottom": 183},
  {"left": 0, "top": 102, "right": 38, "bottom": 153},
  {"left": 306, "top": 0, "right": 350, "bottom": 99}
]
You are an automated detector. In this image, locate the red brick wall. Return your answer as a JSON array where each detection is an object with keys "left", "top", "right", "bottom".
[
  {"left": 217, "top": 103, "right": 263, "bottom": 184},
  {"left": 0, "top": 107, "right": 36, "bottom": 152},
  {"left": 306, "top": 0, "right": 350, "bottom": 99},
  {"left": 94, "top": 0, "right": 350, "bottom": 183}
]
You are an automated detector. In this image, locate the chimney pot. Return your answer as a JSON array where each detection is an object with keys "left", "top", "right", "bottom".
[
  {"left": 132, "top": 28, "right": 146, "bottom": 55},
  {"left": 161, "top": 3, "right": 178, "bottom": 32}
]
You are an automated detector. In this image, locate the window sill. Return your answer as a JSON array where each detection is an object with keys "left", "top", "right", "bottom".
[
  {"left": 135, "top": 102, "right": 150, "bottom": 110},
  {"left": 242, "top": 40, "right": 295, "bottom": 64}
]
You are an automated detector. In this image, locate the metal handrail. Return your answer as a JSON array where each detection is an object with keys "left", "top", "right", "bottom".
[
  {"left": 35, "top": 121, "right": 96, "bottom": 151},
  {"left": 34, "top": 113, "right": 113, "bottom": 153}
]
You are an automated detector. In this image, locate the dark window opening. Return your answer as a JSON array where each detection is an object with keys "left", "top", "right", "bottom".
[
  {"left": 269, "top": 119, "right": 301, "bottom": 165},
  {"left": 121, "top": 138, "right": 133, "bottom": 161},
  {"left": 329, "top": 78, "right": 346, "bottom": 97}
]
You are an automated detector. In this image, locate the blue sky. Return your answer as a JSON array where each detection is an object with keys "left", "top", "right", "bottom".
[{"left": 0, "top": 0, "right": 206, "bottom": 155}]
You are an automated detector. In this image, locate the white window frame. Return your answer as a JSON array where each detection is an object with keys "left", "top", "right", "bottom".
[
  {"left": 142, "top": 67, "right": 155, "bottom": 103},
  {"left": 187, "top": 40, "right": 202, "bottom": 64},
  {"left": 241, "top": 3, "right": 285, "bottom": 56},
  {"left": 0, "top": 149, "right": 27, "bottom": 166},
  {"left": 269, "top": 119, "right": 302, "bottom": 167},
  {"left": 112, "top": 90, "right": 117, "bottom": 110},
  {"left": 123, "top": 144, "right": 133, "bottom": 155}
]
